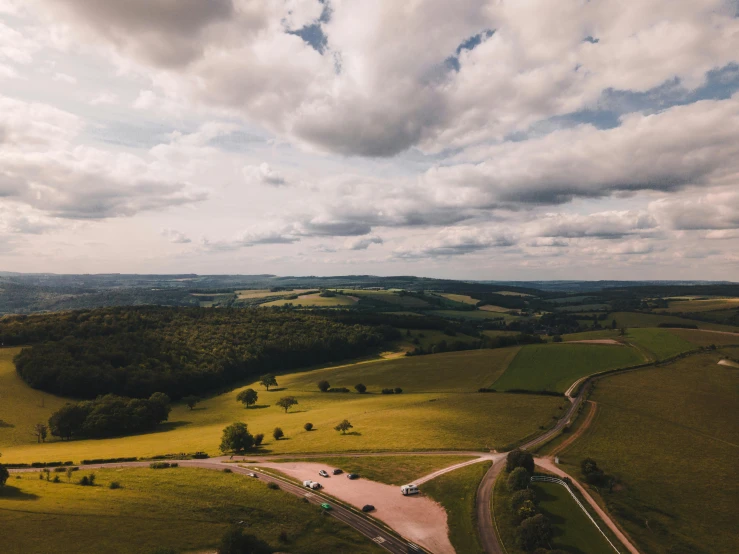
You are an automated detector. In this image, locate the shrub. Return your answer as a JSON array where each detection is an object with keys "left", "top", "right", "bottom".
[
  {"left": 223, "top": 468, "right": 233, "bottom": 473},
  {"left": 506, "top": 449, "right": 535, "bottom": 474},
  {"left": 254, "top": 433, "right": 264, "bottom": 446},
  {"left": 79, "top": 474, "right": 96, "bottom": 486},
  {"left": 381, "top": 388, "right": 394, "bottom": 395},
  {"left": 52, "top": 475, "right": 60, "bottom": 483},
  {"left": 267, "top": 482, "right": 280, "bottom": 490},
  {"left": 192, "top": 452, "right": 209, "bottom": 459},
  {"left": 273, "top": 427, "right": 284, "bottom": 440},
  {"left": 354, "top": 383, "right": 367, "bottom": 394},
  {"left": 510, "top": 489, "right": 536, "bottom": 512},
  {"left": 0, "top": 464, "right": 8, "bottom": 488},
  {"left": 327, "top": 387, "right": 350, "bottom": 393},
  {"left": 149, "top": 462, "right": 177, "bottom": 469},
  {"left": 318, "top": 380, "right": 331, "bottom": 392},
  {"left": 53, "top": 467, "right": 67, "bottom": 473},
  {"left": 394, "top": 387, "right": 403, "bottom": 394},
  {"left": 507, "top": 467, "right": 530, "bottom": 492},
  {"left": 552, "top": 335, "right": 563, "bottom": 342},
  {"left": 304, "top": 422, "right": 313, "bottom": 431},
  {"left": 478, "top": 388, "right": 497, "bottom": 393},
  {"left": 518, "top": 514, "right": 553, "bottom": 551},
  {"left": 82, "top": 457, "right": 137, "bottom": 465},
  {"left": 217, "top": 527, "right": 272, "bottom": 554},
  {"left": 278, "top": 531, "right": 289, "bottom": 543},
  {"left": 109, "top": 481, "right": 122, "bottom": 489}
]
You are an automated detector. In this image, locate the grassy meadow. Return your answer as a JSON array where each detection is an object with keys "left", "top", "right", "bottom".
[
  {"left": 436, "top": 293, "right": 480, "bottom": 305},
  {"left": 529, "top": 481, "right": 616, "bottom": 554},
  {"left": 422, "top": 461, "right": 492, "bottom": 554},
  {"left": 560, "top": 349, "right": 739, "bottom": 554},
  {"left": 492, "top": 343, "right": 645, "bottom": 393},
  {"left": 608, "top": 311, "right": 737, "bottom": 331},
  {"left": 0, "top": 467, "right": 383, "bottom": 554},
  {"left": 661, "top": 298, "right": 739, "bottom": 313},
  {"left": 261, "top": 292, "right": 358, "bottom": 307},
  {"left": 624, "top": 328, "right": 696, "bottom": 360},
  {"left": 272, "top": 455, "right": 476, "bottom": 485},
  {"left": 0, "top": 347, "right": 566, "bottom": 463}
]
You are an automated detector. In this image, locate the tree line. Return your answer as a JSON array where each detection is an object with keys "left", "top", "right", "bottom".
[{"left": 6, "top": 306, "right": 387, "bottom": 399}]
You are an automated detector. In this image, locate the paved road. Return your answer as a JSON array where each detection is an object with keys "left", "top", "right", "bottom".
[{"left": 476, "top": 460, "right": 506, "bottom": 554}]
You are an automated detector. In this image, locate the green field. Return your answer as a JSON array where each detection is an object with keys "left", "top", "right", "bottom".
[
  {"left": 561, "top": 349, "right": 739, "bottom": 554},
  {"left": 437, "top": 293, "right": 480, "bottom": 305},
  {"left": 609, "top": 311, "right": 737, "bottom": 331},
  {"left": 335, "top": 289, "right": 431, "bottom": 308},
  {"left": 529, "top": 481, "right": 616, "bottom": 554},
  {"left": 272, "top": 455, "right": 476, "bottom": 485},
  {"left": 235, "top": 288, "right": 314, "bottom": 300},
  {"left": 563, "top": 329, "right": 624, "bottom": 342},
  {"left": 624, "top": 328, "right": 696, "bottom": 360},
  {"left": 261, "top": 292, "right": 358, "bottom": 307},
  {"left": 0, "top": 467, "right": 383, "bottom": 554},
  {"left": 668, "top": 328, "right": 739, "bottom": 346},
  {"left": 662, "top": 298, "right": 739, "bottom": 313},
  {"left": 423, "top": 461, "right": 492, "bottom": 554},
  {"left": 491, "top": 343, "right": 645, "bottom": 393},
  {"left": 427, "top": 310, "right": 521, "bottom": 322},
  {"left": 0, "top": 347, "right": 564, "bottom": 463}
]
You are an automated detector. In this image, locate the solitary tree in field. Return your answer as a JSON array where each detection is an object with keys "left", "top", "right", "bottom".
[
  {"left": 317, "top": 380, "right": 330, "bottom": 392},
  {"left": 183, "top": 396, "right": 200, "bottom": 410},
  {"left": 304, "top": 422, "right": 313, "bottom": 431},
  {"left": 236, "top": 388, "right": 258, "bottom": 409},
  {"left": 273, "top": 427, "right": 284, "bottom": 440},
  {"left": 254, "top": 433, "right": 264, "bottom": 446},
  {"left": 334, "top": 420, "right": 353, "bottom": 434},
  {"left": 33, "top": 423, "right": 48, "bottom": 443},
  {"left": 611, "top": 319, "right": 617, "bottom": 329},
  {"left": 219, "top": 422, "right": 254, "bottom": 454},
  {"left": 259, "top": 374, "right": 278, "bottom": 391},
  {"left": 354, "top": 383, "right": 367, "bottom": 394},
  {"left": 275, "top": 396, "right": 298, "bottom": 413}
]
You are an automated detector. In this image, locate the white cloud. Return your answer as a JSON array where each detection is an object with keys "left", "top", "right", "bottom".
[
  {"left": 345, "top": 235, "right": 383, "bottom": 250},
  {"left": 52, "top": 72, "right": 76, "bottom": 84},
  {"left": 161, "top": 228, "right": 191, "bottom": 244},
  {"left": 90, "top": 92, "right": 118, "bottom": 105},
  {"left": 243, "top": 162, "right": 287, "bottom": 187}
]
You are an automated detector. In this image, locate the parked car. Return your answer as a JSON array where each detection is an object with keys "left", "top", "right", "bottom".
[
  {"left": 321, "top": 503, "right": 332, "bottom": 511},
  {"left": 400, "top": 484, "right": 419, "bottom": 496},
  {"left": 362, "top": 504, "right": 375, "bottom": 512},
  {"left": 332, "top": 468, "right": 343, "bottom": 475},
  {"left": 346, "top": 473, "right": 359, "bottom": 480},
  {"left": 318, "top": 470, "right": 329, "bottom": 478},
  {"left": 303, "top": 480, "right": 321, "bottom": 490},
  {"left": 247, "top": 472, "right": 258, "bottom": 478}
]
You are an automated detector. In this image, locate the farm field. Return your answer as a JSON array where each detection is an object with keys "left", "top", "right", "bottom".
[
  {"left": 563, "top": 329, "right": 623, "bottom": 342},
  {"left": 273, "top": 455, "right": 476, "bottom": 485},
  {"left": 0, "top": 467, "right": 383, "bottom": 554},
  {"left": 624, "top": 328, "right": 696, "bottom": 360},
  {"left": 422, "top": 461, "right": 492, "bottom": 554},
  {"left": 335, "top": 289, "right": 432, "bottom": 308},
  {"left": 667, "top": 328, "right": 739, "bottom": 346},
  {"left": 561, "top": 349, "right": 739, "bottom": 554},
  {"left": 528, "top": 481, "right": 615, "bottom": 554},
  {"left": 427, "top": 309, "right": 521, "bottom": 321},
  {"left": 436, "top": 293, "right": 480, "bottom": 305},
  {"left": 261, "top": 292, "right": 357, "bottom": 307},
  {"left": 555, "top": 303, "right": 610, "bottom": 312},
  {"left": 661, "top": 298, "right": 739, "bottom": 313},
  {"left": 608, "top": 311, "right": 738, "bottom": 331},
  {"left": 478, "top": 304, "right": 511, "bottom": 312},
  {"left": 491, "top": 343, "right": 645, "bottom": 393},
  {"left": 0, "top": 347, "right": 565, "bottom": 463},
  {"left": 235, "top": 288, "right": 314, "bottom": 300}
]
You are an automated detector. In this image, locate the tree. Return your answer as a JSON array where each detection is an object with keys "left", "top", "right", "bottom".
[
  {"left": 217, "top": 527, "right": 272, "bottom": 554},
  {"left": 183, "top": 396, "right": 200, "bottom": 410},
  {"left": 334, "top": 420, "right": 353, "bottom": 434},
  {"left": 506, "top": 449, "right": 535, "bottom": 474},
  {"left": 148, "top": 392, "right": 172, "bottom": 422},
  {"left": 275, "top": 396, "right": 298, "bottom": 413},
  {"left": 273, "top": 427, "right": 284, "bottom": 440},
  {"left": 611, "top": 319, "right": 617, "bottom": 329},
  {"left": 0, "top": 461, "right": 8, "bottom": 488},
  {"left": 552, "top": 335, "right": 563, "bottom": 343},
  {"left": 510, "top": 489, "right": 536, "bottom": 512},
  {"left": 66, "top": 467, "right": 74, "bottom": 482},
  {"left": 48, "top": 403, "right": 88, "bottom": 440},
  {"left": 219, "top": 422, "right": 255, "bottom": 454},
  {"left": 317, "top": 380, "right": 330, "bottom": 392},
  {"left": 304, "top": 422, "right": 313, "bottom": 431},
  {"left": 259, "top": 374, "right": 278, "bottom": 391},
  {"left": 507, "top": 467, "right": 530, "bottom": 492},
  {"left": 236, "top": 389, "right": 258, "bottom": 409},
  {"left": 33, "top": 423, "right": 48, "bottom": 443},
  {"left": 619, "top": 327, "right": 627, "bottom": 336},
  {"left": 354, "top": 383, "right": 367, "bottom": 394},
  {"left": 254, "top": 433, "right": 264, "bottom": 446},
  {"left": 517, "top": 500, "right": 538, "bottom": 521},
  {"left": 518, "top": 514, "right": 552, "bottom": 551},
  {"left": 394, "top": 387, "right": 403, "bottom": 394}
]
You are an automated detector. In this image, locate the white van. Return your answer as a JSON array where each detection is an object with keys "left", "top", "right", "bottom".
[
  {"left": 303, "top": 480, "right": 322, "bottom": 490},
  {"left": 400, "top": 484, "right": 419, "bottom": 496}
]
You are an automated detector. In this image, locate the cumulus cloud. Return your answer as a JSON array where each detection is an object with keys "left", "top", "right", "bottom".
[
  {"left": 651, "top": 190, "right": 739, "bottom": 230},
  {"left": 530, "top": 211, "right": 658, "bottom": 239},
  {"left": 243, "top": 163, "right": 287, "bottom": 187},
  {"left": 345, "top": 235, "right": 383, "bottom": 250},
  {"left": 395, "top": 226, "right": 516, "bottom": 259},
  {"left": 161, "top": 228, "right": 191, "bottom": 244},
  {"left": 202, "top": 227, "right": 299, "bottom": 251},
  {"left": 90, "top": 92, "right": 118, "bottom": 105}
]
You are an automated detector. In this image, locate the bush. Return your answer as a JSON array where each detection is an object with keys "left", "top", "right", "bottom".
[
  {"left": 518, "top": 514, "right": 553, "bottom": 551},
  {"left": 223, "top": 468, "right": 233, "bottom": 473},
  {"left": 52, "top": 475, "right": 61, "bottom": 483},
  {"left": 82, "top": 457, "right": 137, "bottom": 465},
  {"left": 273, "top": 427, "right": 284, "bottom": 440},
  {"left": 79, "top": 473, "right": 96, "bottom": 486},
  {"left": 304, "top": 422, "right": 313, "bottom": 431},
  {"left": 510, "top": 489, "right": 536, "bottom": 512},
  {"left": 149, "top": 462, "right": 177, "bottom": 469},
  {"left": 53, "top": 467, "right": 68, "bottom": 473},
  {"left": 552, "top": 335, "right": 563, "bottom": 342},
  {"left": 318, "top": 380, "right": 331, "bottom": 392},
  {"left": 109, "top": 481, "right": 122, "bottom": 489},
  {"left": 506, "top": 449, "right": 535, "bottom": 474},
  {"left": 381, "top": 388, "right": 394, "bottom": 395},
  {"left": 267, "top": 482, "right": 280, "bottom": 490},
  {"left": 507, "top": 467, "right": 530, "bottom": 492},
  {"left": 478, "top": 388, "right": 497, "bottom": 393},
  {"left": 217, "top": 527, "right": 272, "bottom": 554},
  {"left": 192, "top": 452, "right": 209, "bottom": 459},
  {"left": 327, "top": 387, "right": 350, "bottom": 393},
  {"left": 354, "top": 383, "right": 367, "bottom": 394},
  {"left": 394, "top": 387, "right": 403, "bottom": 394},
  {"left": 0, "top": 464, "right": 8, "bottom": 487},
  {"left": 254, "top": 433, "right": 264, "bottom": 446}
]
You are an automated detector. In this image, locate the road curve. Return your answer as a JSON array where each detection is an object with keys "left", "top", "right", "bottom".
[{"left": 476, "top": 460, "right": 506, "bottom": 554}]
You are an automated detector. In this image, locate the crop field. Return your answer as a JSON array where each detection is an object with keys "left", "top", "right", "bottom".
[
  {"left": 336, "top": 289, "right": 432, "bottom": 308},
  {"left": 555, "top": 303, "right": 611, "bottom": 312},
  {"left": 287, "top": 348, "right": 521, "bottom": 392},
  {"left": 563, "top": 329, "right": 624, "bottom": 342},
  {"left": 661, "top": 298, "right": 739, "bottom": 313},
  {"left": 261, "top": 292, "right": 358, "bottom": 307},
  {"left": 667, "top": 328, "right": 739, "bottom": 346},
  {"left": 0, "top": 467, "right": 382, "bottom": 554},
  {"left": 478, "top": 304, "right": 511, "bottom": 312},
  {"left": 560, "top": 350, "right": 739, "bottom": 554},
  {"left": 427, "top": 309, "right": 521, "bottom": 322},
  {"left": 548, "top": 296, "right": 601, "bottom": 304},
  {"left": 235, "top": 288, "right": 314, "bottom": 300},
  {"left": 436, "top": 293, "right": 480, "bottom": 305},
  {"left": 491, "top": 343, "right": 645, "bottom": 393},
  {"left": 529, "top": 481, "right": 615, "bottom": 554},
  {"left": 0, "top": 349, "right": 565, "bottom": 463},
  {"left": 422, "top": 461, "right": 492, "bottom": 554},
  {"left": 608, "top": 311, "right": 737, "bottom": 331},
  {"left": 272, "top": 455, "right": 476, "bottom": 485},
  {"left": 624, "top": 328, "right": 696, "bottom": 360}
]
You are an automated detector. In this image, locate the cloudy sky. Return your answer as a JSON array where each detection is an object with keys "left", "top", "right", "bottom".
[{"left": 1, "top": 0, "right": 739, "bottom": 280}]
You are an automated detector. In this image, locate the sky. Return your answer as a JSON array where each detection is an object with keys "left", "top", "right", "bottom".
[{"left": 1, "top": 0, "right": 739, "bottom": 280}]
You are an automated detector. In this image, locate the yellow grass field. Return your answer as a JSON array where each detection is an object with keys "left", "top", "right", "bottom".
[
  {"left": 437, "top": 293, "right": 480, "bottom": 305},
  {"left": 261, "top": 293, "right": 358, "bottom": 307},
  {"left": 662, "top": 298, "right": 739, "bottom": 313},
  {"left": 0, "top": 347, "right": 565, "bottom": 463},
  {"left": 478, "top": 304, "right": 510, "bottom": 312},
  {"left": 235, "top": 288, "right": 314, "bottom": 299}
]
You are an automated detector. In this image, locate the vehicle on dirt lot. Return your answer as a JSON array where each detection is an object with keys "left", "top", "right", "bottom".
[
  {"left": 400, "top": 484, "right": 419, "bottom": 496},
  {"left": 303, "top": 480, "right": 322, "bottom": 490},
  {"left": 332, "top": 468, "right": 343, "bottom": 475},
  {"left": 318, "top": 469, "right": 329, "bottom": 478},
  {"left": 347, "top": 473, "right": 359, "bottom": 480},
  {"left": 321, "top": 503, "right": 332, "bottom": 510},
  {"left": 362, "top": 504, "right": 375, "bottom": 512},
  {"left": 247, "top": 472, "right": 258, "bottom": 478}
]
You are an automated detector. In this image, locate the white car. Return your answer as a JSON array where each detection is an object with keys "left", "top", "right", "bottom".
[
  {"left": 248, "top": 472, "right": 258, "bottom": 478},
  {"left": 303, "top": 480, "right": 321, "bottom": 489},
  {"left": 318, "top": 470, "right": 329, "bottom": 478},
  {"left": 400, "top": 484, "right": 419, "bottom": 496}
]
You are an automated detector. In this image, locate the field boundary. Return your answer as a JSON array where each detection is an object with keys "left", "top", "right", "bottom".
[{"left": 531, "top": 475, "right": 621, "bottom": 554}]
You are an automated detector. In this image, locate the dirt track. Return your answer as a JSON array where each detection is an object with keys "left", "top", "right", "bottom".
[{"left": 549, "top": 400, "right": 598, "bottom": 457}]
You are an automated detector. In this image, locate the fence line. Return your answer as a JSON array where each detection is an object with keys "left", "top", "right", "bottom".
[{"left": 530, "top": 475, "right": 621, "bottom": 553}]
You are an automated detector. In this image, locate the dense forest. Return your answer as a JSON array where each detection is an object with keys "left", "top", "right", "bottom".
[{"left": 6, "top": 307, "right": 388, "bottom": 399}]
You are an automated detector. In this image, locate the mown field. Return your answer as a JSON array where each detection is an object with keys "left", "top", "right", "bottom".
[
  {"left": 235, "top": 288, "right": 314, "bottom": 300},
  {"left": 661, "top": 298, "right": 739, "bottom": 313},
  {"left": 624, "top": 328, "right": 696, "bottom": 360},
  {"left": 0, "top": 348, "right": 565, "bottom": 463},
  {"left": 0, "top": 467, "right": 383, "bottom": 554},
  {"left": 560, "top": 349, "right": 739, "bottom": 554},
  {"left": 528, "top": 481, "right": 616, "bottom": 554},
  {"left": 422, "top": 461, "right": 492, "bottom": 554},
  {"left": 491, "top": 343, "right": 645, "bottom": 393},
  {"left": 335, "top": 289, "right": 432, "bottom": 308},
  {"left": 608, "top": 311, "right": 738, "bottom": 331},
  {"left": 272, "top": 455, "right": 476, "bottom": 485},
  {"left": 436, "top": 293, "right": 480, "bottom": 305},
  {"left": 261, "top": 293, "right": 358, "bottom": 307}
]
